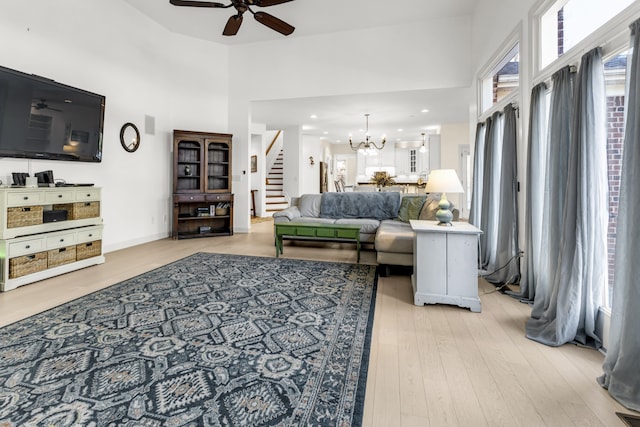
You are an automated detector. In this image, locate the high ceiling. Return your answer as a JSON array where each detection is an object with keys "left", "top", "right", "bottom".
[{"left": 123, "top": 0, "right": 478, "bottom": 143}]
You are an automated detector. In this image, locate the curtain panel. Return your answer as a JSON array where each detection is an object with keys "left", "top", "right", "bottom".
[
  {"left": 519, "top": 69, "right": 574, "bottom": 309},
  {"left": 527, "top": 48, "right": 608, "bottom": 347},
  {"left": 478, "top": 113, "right": 499, "bottom": 270},
  {"left": 598, "top": 18, "right": 640, "bottom": 412},
  {"left": 469, "top": 122, "right": 486, "bottom": 229},
  {"left": 484, "top": 104, "right": 520, "bottom": 285},
  {"left": 515, "top": 83, "right": 548, "bottom": 301}
]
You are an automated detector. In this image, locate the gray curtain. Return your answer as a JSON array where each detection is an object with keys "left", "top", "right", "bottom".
[
  {"left": 469, "top": 122, "right": 485, "bottom": 228},
  {"left": 513, "top": 84, "right": 548, "bottom": 301},
  {"left": 479, "top": 112, "right": 502, "bottom": 270},
  {"left": 484, "top": 104, "right": 520, "bottom": 285},
  {"left": 598, "top": 18, "right": 640, "bottom": 411},
  {"left": 527, "top": 48, "right": 608, "bottom": 347}
]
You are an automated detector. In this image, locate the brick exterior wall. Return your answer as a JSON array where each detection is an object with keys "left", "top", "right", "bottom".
[
  {"left": 607, "top": 95, "right": 625, "bottom": 291},
  {"left": 557, "top": 8, "right": 565, "bottom": 56}
]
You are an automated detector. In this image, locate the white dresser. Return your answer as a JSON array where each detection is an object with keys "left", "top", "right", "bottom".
[
  {"left": 410, "top": 220, "right": 482, "bottom": 312},
  {"left": 0, "top": 187, "right": 105, "bottom": 291}
]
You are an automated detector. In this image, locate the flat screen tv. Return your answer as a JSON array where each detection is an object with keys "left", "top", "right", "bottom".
[{"left": 0, "top": 64, "right": 105, "bottom": 162}]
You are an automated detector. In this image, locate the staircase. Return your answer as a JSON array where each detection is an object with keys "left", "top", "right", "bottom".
[{"left": 265, "top": 149, "right": 289, "bottom": 213}]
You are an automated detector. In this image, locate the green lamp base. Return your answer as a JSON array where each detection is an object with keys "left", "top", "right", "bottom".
[{"left": 435, "top": 193, "right": 453, "bottom": 226}]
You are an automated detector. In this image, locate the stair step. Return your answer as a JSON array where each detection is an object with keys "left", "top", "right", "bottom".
[
  {"left": 266, "top": 205, "right": 289, "bottom": 211},
  {"left": 262, "top": 147, "right": 286, "bottom": 213}
]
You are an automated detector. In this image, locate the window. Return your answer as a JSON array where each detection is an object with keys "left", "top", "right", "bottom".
[
  {"left": 481, "top": 43, "right": 520, "bottom": 113},
  {"left": 534, "top": 0, "right": 635, "bottom": 308},
  {"left": 410, "top": 149, "right": 417, "bottom": 173},
  {"left": 539, "top": 0, "right": 635, "bottom": 69}
]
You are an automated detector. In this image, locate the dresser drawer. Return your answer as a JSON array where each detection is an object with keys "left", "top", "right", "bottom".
[
  {"left": 7, "top": 191, "right": 45, "bottom": 207},
  {"left": 8, "top": 237, "right": 45, "bottom": 257},
  {"left": 205, "top": 193, "right": 232, "bottom": 202},
  {"left": 45, "top": 189, "right": 75, "bottom": 204},
  {"left": 46, "top": 232, "right": 77, "bottom": 249},
  {"left": 75, "top": 188, "right": 100, "bottom": 201},
  {"left": 77, "top": 226, "right": 103, "bottom": 244},
  {"left": 174, "top": 194, "right": 205, "bottom": 203}
]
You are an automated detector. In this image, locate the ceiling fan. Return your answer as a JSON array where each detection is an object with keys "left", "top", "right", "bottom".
[
  {"left": 169, "top": 0, "right": 295, "bottom": 37},
  {"left": 31, "top": 99, "right": 62, "bottom": 112}
]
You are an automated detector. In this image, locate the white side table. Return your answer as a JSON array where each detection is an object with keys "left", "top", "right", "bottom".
[{"left": 410, "top": 220, "right": 483, "bottom": 312}]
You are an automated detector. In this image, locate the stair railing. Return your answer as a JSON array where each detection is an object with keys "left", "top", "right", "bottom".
[{"left": 265, "top": 130, "right": 283, "bottom": 175}]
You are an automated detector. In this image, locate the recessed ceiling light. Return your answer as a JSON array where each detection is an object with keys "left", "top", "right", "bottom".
[
  {"left": 421, "top": 109, "right": 429, "bottom": 113},
  {"left": 397, "top": 128, "right": 404, "bottom": 132},
  {"left": 310, "top": 114, "right": 318, "bottom": 119},
  {"left": 323, "top": 131, "right": 329, "bottom": 135}
]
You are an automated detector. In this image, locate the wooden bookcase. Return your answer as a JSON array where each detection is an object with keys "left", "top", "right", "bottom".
[{"left": 172, "top": 130, "right": 233, "bottom": 239}]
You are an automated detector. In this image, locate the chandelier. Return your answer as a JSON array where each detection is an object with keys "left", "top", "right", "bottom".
[{"left": 349, "top": 114, "right": 386, "bottom": 155}]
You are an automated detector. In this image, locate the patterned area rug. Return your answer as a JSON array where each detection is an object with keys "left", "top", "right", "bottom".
[{"left": 0, "top": 253, "right": 377, "bottom": 426}]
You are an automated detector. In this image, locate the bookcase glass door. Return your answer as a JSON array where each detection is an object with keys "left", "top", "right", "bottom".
[
  {"left": 206, "top": 139, "right": 230, "bottom": 193},
  {"left": 176, "top": 140, "right": 203, "bottom": 192}
]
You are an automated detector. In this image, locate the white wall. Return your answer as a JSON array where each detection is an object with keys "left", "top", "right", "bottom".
[
  {"left": 440, "top": 123, "right": 470, "bottom": 213},
  {"left": 0, "top": 0, "right": 229, "bottom": 252},
  {"left": 301, "top": 136, "right": 323, "bottom": 195}
]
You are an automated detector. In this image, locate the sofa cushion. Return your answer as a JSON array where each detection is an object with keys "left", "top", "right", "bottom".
[
  {"left": 374, "top": 220, "right": 414, "bottom": 254},
  {"left": 397, "top": 196, "right": 426, "bottom": 222},
  {"left": 298, "top": 194, "right": 322, "bottom": 217},
  {"left": 320, "top": 192, "right": 401, "bottom": 220},
  {"left": 334, "top": 218, "right": 380, "bottom": 234},
  {"left": 272, "top": 206, "right": 301, "bottom": 221}
]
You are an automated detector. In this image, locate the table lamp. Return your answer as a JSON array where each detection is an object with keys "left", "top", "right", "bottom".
[{"left": 424, "top": 169, "right": 464, "bottom": 226}]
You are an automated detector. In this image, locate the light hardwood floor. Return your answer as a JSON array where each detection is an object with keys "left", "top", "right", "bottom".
[{"left": 0, "top": 220, "right": 633, "bottom": 426}]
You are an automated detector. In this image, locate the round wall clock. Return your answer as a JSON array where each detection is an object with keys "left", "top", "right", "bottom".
[{"left": 120, "top": 122, "right": 140, "bottom": 152}]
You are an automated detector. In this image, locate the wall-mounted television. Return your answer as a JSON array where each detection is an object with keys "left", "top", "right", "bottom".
[{"left": 0, "top": 65, "right": 105, "bottom": 162}]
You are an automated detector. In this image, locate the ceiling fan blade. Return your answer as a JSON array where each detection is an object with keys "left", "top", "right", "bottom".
[
  {"left": 223, "top": 14, "right": 243, "bottom": 36},
  {"left": 253, "top": 11, "right": 294, "bottom": 36},
  {"left": 169, "top": 0, "right": 227, "bottom": 8},
  {"left": 251, "top": 0, "right": 295, "bottom": 7}
]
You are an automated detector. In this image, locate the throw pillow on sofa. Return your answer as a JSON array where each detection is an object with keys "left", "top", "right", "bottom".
[
  {"left": 299, "top": 194, "right": 322, "bottom": 217},
  {"left": 396, "top": 196, "right": 426, "bottom": 222},
  {"left": 419, "top": 194, "right": 455, "bottom": 220}
]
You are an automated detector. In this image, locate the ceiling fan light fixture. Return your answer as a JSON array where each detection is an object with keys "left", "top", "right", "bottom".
[{"left": 169, "top": 0, "right": 295, "bottom": 37}]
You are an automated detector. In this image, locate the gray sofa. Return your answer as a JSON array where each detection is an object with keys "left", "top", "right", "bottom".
[{"left": 272, "top": 192, "right": 458, "bottom": 271}]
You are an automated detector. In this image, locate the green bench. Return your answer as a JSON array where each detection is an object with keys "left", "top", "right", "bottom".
[{"left": 274, "top": 222, "right": 362, "bottom": 262}]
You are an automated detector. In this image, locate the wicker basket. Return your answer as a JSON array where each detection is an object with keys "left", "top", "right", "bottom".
[
  {"left": 56, "top": 202, "right": 100, "bottom": 220},
  {"left": 9, "top": 252, "right": 47, "bottom": 279},
  {"left": 215, "top": 207, "right": 229, "bottom": 216},
  {"left": 47, "top": 245, "right": 77, "bottom": 268},
  {"left": 7, "top": 206, "right": 44, "bottom": 228},
  {"left": 76, "top": 240, "right": 102, "bottom": 261}
]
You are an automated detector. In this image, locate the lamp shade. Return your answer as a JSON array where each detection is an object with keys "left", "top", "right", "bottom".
[{"left": 424, "top": 169, "right": 464, "bottom": 194}]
